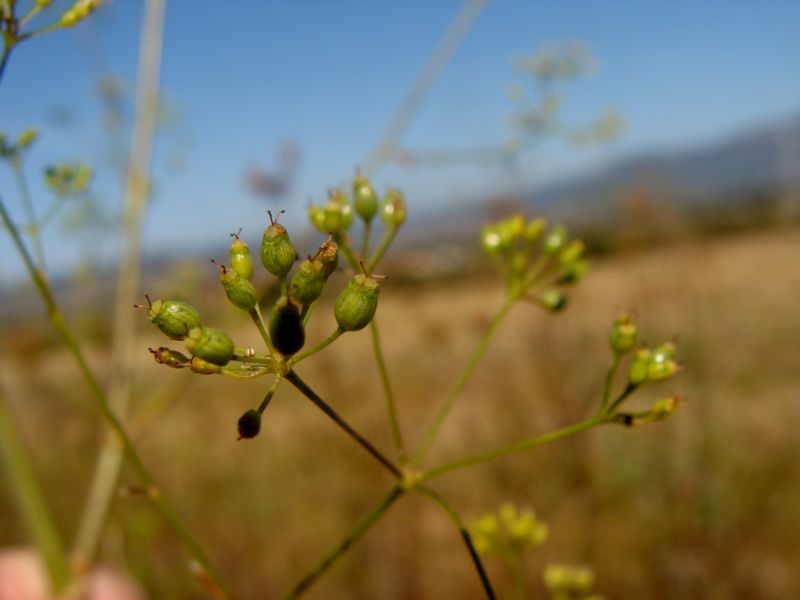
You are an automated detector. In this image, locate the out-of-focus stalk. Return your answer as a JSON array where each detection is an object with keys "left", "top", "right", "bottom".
[{"left": 72, "top": 0, "right": 166, "bottom": 567}]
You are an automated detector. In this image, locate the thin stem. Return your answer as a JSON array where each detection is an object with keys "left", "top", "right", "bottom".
[
  {"left": 11, "top": 159, "right": 46, "bottom": 272},
  {"left": 0, "top": 196, "right": 233, "bottom": 597},
  {"left": 0, "top": 388, "right": 71, "bottom": 591},
  {"left": 300, "top": 300, "right": 315, "bottom": 326},
  {"left": 257, "top": 376, "right": 282, "bottom": 415},
  {"left": 286, "top": 486, "right": 403, "bottom": 599},
  {"left": 370, "top": 319, "right": 406, "bottom": 462},
  {"left": 288, "top": 326, "right": 343, "bottom": 366},
  {"left": 36, "top": 197, "right": 64, "bottom": 230},
  {"left": 422, "top": 414, "right": 609, "bottom": 481},
  {"left": 74, "top": 0, "right": 167, "bottom": 565},
  {"left": 415, "top": 485, "right": 496, "bottom": 599},
  {"left": 366, "top": 226, "right": 397, "bottom": 273},
  {"left": 413, "top": 295, "right": 516, "bottom": 465},
  {"left": 606, "top": 382, "right": 639, "bottom": 415},
  {"left": 250, "top": 304, "right": 276, "bottom": 354},
  {"left": 602, "top": 355, "right": 621, "bottom": 409},
  {"left": 17, "top": 3, "right": 41, "bottom": 28},
  {"left": 361, "top": 0, "right": 489, "bottom": 175},
  {"left": 334, "top": 232, "right": 360, "bottom": 270},
  {"left": 17, "top": 21, "right": 60, "bottom": 39},
  {"left": 285, "top": 370, "right": 401, "bottom": 478},
  {"left": 360, "top": 219, "right": 371, "bottom": 260},
  {"left": 0, "top": 40, "right": 13, "bottom": 85}
]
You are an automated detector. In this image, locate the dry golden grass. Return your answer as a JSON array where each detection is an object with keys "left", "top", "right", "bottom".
[{"left": 2, "top": 225, "right": 799, "bottom": 598}]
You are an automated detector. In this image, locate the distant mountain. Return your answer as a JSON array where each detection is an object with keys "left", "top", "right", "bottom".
[
  {"left": 405, "top": 112, "right": 800, "bottom": 247},
  {"left": 529, "top": 113, "right": 800, "bottom": 217}
]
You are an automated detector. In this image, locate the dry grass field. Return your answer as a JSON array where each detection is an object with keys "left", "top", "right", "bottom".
[{"left": 2, "top": 224, "right": 799, "bottom": 599}]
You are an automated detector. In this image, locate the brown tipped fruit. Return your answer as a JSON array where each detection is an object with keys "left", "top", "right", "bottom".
[
  {"left": 268, "top": 297, "right": 305, "bottom": 356},
  {"left": 184, "top": 327, "right": 235, "bottom": 366},
  {"left": 147, "top": 300, "right": 201, "bottom": 340},
  {"left": 314, "top": 238, "right": 339, "bottom": 279},
  {"left": 149, "top": 347, "right": 190, "bottom": 368},
  {"left": 334, "top": 273, "right": 380, "bottom": 331}
]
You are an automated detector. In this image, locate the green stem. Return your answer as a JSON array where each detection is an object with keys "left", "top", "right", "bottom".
[
  {"left": 74, "top": 0, "right": 167, "bottom": 564},
  {"left": 17, "top": 3, "right": 41, "bottom": 28},
  {"left": 421, "top": 414, "right": 609, "bottom": 481},
  {"left": 288, "top": 326, "right": 343, "bottom": 366},
  {"left": 257, "top": 376, "right": 282, "bottom": 414},
  {"left": 367, "top": 226, "right": 397, "bottom": 273},
  {"left": 0, "top": 388, "right": 71, "bottom": 591},
  {"left": 300, "top": 300, "right": 315, "bottom": 326},
  {"left": 370, "top": 319, "right": 405, "bottom": 462},
  {"left": 0, "top": 196, "right": 233, "bottom": 598},
  {"left": 36, "top": 198, "right": 64, "bottom": 231},
  {"left": 602, "top": 355, "right": 621, "bottom": 409},
  {"left": 413, "top": 295, "right": 516, "bottom": 465},
  {"left": 334, "top": 232, "right": 360, "bottom": 270},
  {"left": 285, "top": 370, "right": 401, "bottom": 478},
  {"left": 286, "top": 486, "right": 403, "bottom": 599},
  {"left": 11, "top": 159, "right": 46, "bottom": 272},
  {"left": 0, "top": 39, "right": 13, "bottom": 85},
  {"left": 250, "top": 304, "right": 275, "bottom": 354},
  {"left": 605, "top": 382, "right": 639, "bottom": 415},
  {"left": 415, "top": 485, "right": 496, "bottom": 599},
  {"left": 361, "top": 219, "right": 371, "bottom": 260}
]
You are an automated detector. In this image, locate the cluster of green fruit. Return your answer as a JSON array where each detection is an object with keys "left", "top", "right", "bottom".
[{"left": 481, "top": 214, "right": 588, "bottom": 310}]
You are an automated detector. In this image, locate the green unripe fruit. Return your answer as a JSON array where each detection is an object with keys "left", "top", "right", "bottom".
[
  {"left": 501, "top": 214, "right": 525, "bottom": 243},
  {"left": 260, "top": 218, "right": 296, "bottom": 278},
  {"left": 559, "top": 240, "right": 585, "bottom": 265},
  {"left": 184, "top": 327, "right": 234, "bottom": 366},
  {"left": 322, "top": 196, "right": 354, "bottom": 234},
  {"left": 314, "top": 239, "right": 339, "bottom": 279},
  {"left": 538, "top": 289, "right": 567, "bottom": 312},
  {"left": 647, "top": 343, "right": 678, "bottom": 382},
  {"left": 353, "top": 175, "right": 378, "bottom": 223},
  {"left": 269, "top": 297, "right": 305, "bottom": 356},
  {"left": 309, "top": 205, "right": 327, "bottom": 233},
  {"left": 481, "top": 224, "right": 504, "bottom": 255},
  {"left": 628, "top": 349, "right": 652, "bottom": 385},
  {"left": 229, "top": 234, "right": 254, "bottom": 280},
  {"left": 651, "top": 396, "right": 679, "bottom": 419},
  {"left": 237, "top": 410, "right": 261, "bottom": 439},
  {"left": 217, "top": 264, "right": 258, "bottom": 311},
  {"left": 381, "top": 190, "right": 407, "bottom": 228},
  {"left": 524, "top": 217, "right": 546, "bottom": 243},
  {"left": 147, "top": 299, "right": 201, "bottom": 340},
  {"left": 17, "top": 128, "right": 38, "bottom": 149},
  {"left": 290, "top": 259, "right": 325, "bottom": 305},
  {"left": 189, "top": 356, "right": 222, "bottom": 375},
  {"left": 558, "top": 259, "right": 589, "bottom": 285},
  {"left": 543, "top": 225, "right": 567, "bottom": 256},
  {"left": 609, "top": 315, "right": 637, "bottom": 356},
  {"left": 334, "top": 274, "right": 380, "bottom": 331},
  {"left": 149, "top": 347, "right": 190, "bottom": 368}
]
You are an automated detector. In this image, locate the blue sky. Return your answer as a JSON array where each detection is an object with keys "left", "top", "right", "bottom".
[{"left": 1, "top": 0, "right": 799, "bottom": 278}]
